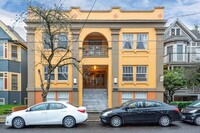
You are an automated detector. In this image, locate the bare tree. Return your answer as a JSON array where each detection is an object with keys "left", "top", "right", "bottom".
[{"left": 20, "top": 0, "right": 83, "bottom": 101}]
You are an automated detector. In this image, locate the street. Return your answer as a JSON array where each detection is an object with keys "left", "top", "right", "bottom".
[{"left": 0, "top": 121, "right": 200, "bottom": 133}]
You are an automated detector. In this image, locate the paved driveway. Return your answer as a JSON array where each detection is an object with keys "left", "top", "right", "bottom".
[{"left": 1, "top": 121, "right": 200, "bottom": 133}]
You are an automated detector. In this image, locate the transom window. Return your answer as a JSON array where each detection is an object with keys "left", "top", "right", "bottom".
[
  {"left": 0, "top": 44, "right": 3, "bottom": 58},
  {"left": 136, "top": 66, "right": 147, "bottom": 81},
  {"left": 57, "top": 33, "right": 68, "bottom": 48},
  {"left": 123, "top": 34, "right": 133, "bottom": 49},
  {"left": 44, "top": 66, "right": 55, "bottom": 80},
  {"left": 136, "top": 34, "right": 148, "bottom": 49},
  {"left": 11, "top": 74, "right": 18, "bottom": 90},
  {"left": 0, "top": 73, "right": 3, "bottom": 90},
  {"left": 123, "top": 66, "right": 133, "bottom": 81},
  {"left": 11, "top": 45, "right": 18, "bottom": 60},
  {"left": 58, "top": 65, "right": 68, "bottom": 80}
]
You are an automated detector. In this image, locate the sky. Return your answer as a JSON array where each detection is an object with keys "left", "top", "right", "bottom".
[{"left": 0, "top": 0, "right": 200, "bottom": 41}]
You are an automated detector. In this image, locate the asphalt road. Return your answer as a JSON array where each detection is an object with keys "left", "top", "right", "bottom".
[{"left": 0, "top": 121, "right": 200, "bottom": 133}]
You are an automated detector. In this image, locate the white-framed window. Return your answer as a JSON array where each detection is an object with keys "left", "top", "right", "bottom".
[
  {"left": 47, "top": 92, "right": 56, "bottom": 101},
  {"left": 123, "top": 34, "right": 134, "bottom": 49},
  {"left": 58, "top": 92, "right": 69, "bottom": 102},
  {"left": 11, "top": 74, "right": 18, "bottom": 90},
  {"left": 136, "top": 66, "right": 147, "bottom": 82},
  {"left": 136, "top": 34, "right": 148, "bottom": 49},
  {"left": 57, "top": 32, "right": 68, "bottom": 49},
  {"left": 58, "top": 65, "right": 68, "bottom": 80},
  {"left": 11, "top": 45, "right": 18, "bottom": 60},
  {"left": 0, "top": 73, "right": 3, "bottom": 90},
  {"left": 0, "top": 44, "right": 3, "bottom": 58},
  {"left": 44, "top": 65, "right": 55, "bottom": 80},
  {"left": 0, "top": 98, "right": 5, "bottom": 105},
  {"left": 135, "top": 92, "right": 147, "bottom": 99},
  {"left": 122, "top": 92, "right": 133, "bottom": 103},
  {"left": 43, "top": 33, "right": 51, "bottom": 49},
  {"left": 122, "top": 66, "right": 133, "bottom": 81},
  {"left": 171, "top": 28, "right": 181, "bottom": 36}
]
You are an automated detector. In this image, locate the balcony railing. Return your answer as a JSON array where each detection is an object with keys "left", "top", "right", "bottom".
[
  {"left": 164, "top": 53, "right": 200, "bottom": 64},
  {"left": 83, "top": 45, "right": 108, "bottom": 57}
]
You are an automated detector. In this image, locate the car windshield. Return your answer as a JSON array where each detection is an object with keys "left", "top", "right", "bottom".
[
  {"left": 121, "top": 100, "right": 132, "bottom": 107},
  {"left": 188, "top": 100, "right": 200, "bottom": 108}
]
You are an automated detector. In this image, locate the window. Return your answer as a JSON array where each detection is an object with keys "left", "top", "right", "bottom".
[
  {"left": 0, "top": 74, "right": 3, "bottom": 90},
  {"left": 144, "top": 101, "right": 162, "bottom": 108},
  {"left": 58, "top": 65, "right": 68, "bottom": 80},
  {"left": 122, "top": 92, "right": 133, "bottom": 103},
  {"left": 46, "top": 92, "right": 56, "bottom": 101},
  {"left": 176, "top": 28, "right": 180, "bottom": 35},
  {"left": 49, "top": 103, "right": 66, "bottom": 110},
  {"left": 44, "top": 66, "right": 55, "bottom": 80},
  {"left": 171, "top": 29, "right": 175, "bottom": 36},
  {"left": 171, "top": 28, "right": 181, "bottom": 36},
  {"left": 0, "top": 44, "right": 3, "bottom": 58},
  {"left": 0, "top": 98, "right": 5, "bottom": 105},
  {"left": 43, "top": 33, "right": 51, "bottom": 49},
  {"left": 11, "top": 45, "right": 18, "bottom": 60},
  {"left": 57, "top": 33, "right": 68, "bottom": 48},
  {"left": 123, "top": 34, "right": 133, "bottom": 49},
  {"left": 135, "top": 92, "right": 147, "bottom": 99},
  {"left": 123, "top": 66, "right": 133, "bottom": 81},
  {"left": 30, "top": 103, "right": 48, "bottom": 111},
  {"left": 58, "top": 92, "right": 69, "bottom": 102},
  {"left": 11, "top": 74, "right": 18, "bottom": 90},
  {"left": 136, "top": 34, "right": 148, "bottom": 49},
  {"left": 128, "top": 101, "right": 144, "bottom": 108},
  {"left": 136, "top": 66, "right": 147, "bottom": 81}
]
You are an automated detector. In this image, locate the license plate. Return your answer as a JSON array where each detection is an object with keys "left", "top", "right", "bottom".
[{"left": 182, "top": 115, "right": 186, "bottom": 119}]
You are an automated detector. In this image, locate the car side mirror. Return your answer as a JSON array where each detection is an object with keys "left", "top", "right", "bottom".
[
  {"left": 124, "top": 106, "right": 129, "bottom": 110},
  {"left": 26, "top": 108, "right": 30, "bottom": 112}
]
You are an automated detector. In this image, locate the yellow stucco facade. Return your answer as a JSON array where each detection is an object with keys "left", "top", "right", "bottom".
[{"left": 26, "top": 7, "right": 165, "bottom": 111}]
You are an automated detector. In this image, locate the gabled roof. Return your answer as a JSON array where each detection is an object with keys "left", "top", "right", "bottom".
[
  {"left": 0, "top": 20, "right": 26, "bottom": 48},
  {"left": 191, "top": 30, "right": 200, "bottom": 39},
  {"left": 165, "top": 19, "right": 198, "bottom": 41}
]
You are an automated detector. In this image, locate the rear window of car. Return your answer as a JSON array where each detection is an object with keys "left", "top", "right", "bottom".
[
  {"left": 144, "top": 101, "right": 163, "bottom": 108},
  {"left": 189, "top": 100, "right": 200, "bottom": 107}
]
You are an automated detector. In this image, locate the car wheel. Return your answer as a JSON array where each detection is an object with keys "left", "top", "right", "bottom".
[
  {"left": 63, "top": 116, "right": 76, "bottom": 128},
  {"left": 12, "top": 117, "right": 25, "bottom": 129},
  {"left": 110, "top": 116, "right": 122, "bottom": 127},
  {"left": 194, "top": 116, "right": 200, "bottom": 126},
  {"left": 159, "top": 115, "right": 171, "bottom": 127}
]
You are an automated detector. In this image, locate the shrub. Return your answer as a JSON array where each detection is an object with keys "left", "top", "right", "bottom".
[{"left": 170, "top": 101, "right": 192, "bottom": 110}]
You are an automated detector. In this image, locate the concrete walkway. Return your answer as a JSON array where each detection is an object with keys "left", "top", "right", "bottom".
[{"left": 0, "top": 113, "right": 100, "bottom": 123}]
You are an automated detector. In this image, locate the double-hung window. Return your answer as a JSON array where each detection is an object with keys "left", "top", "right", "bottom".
[
  {"left": 135, "top": 92, "right": 147, "bottom": 99},
  {"left": 44, "top": 66, "right": 55, "bottom": 80},
  {"left": 11, "top": 74, "right": 18, "bottom": 90},
  {"left": 11, "top": 45, "right": 18, "bottom": 60},
  {"left": 0, "top": 44, "right": 3, "bottom": 58},
  {"left": 43, "top": 33, "right": 51, "bottom": 49},
  {"left": 122, "top": 92, "right": 133, "bottom": 103},
  {"left": 58, "top": 92, "right": 69, "bottom": 102},
  {"left": 136, "top": 66, "right": 147, "bottom": 81},
  {"left": 47, "top": 92, "right": 56, "bottom": 101},
  {"left": 123, "top": 66, "right": 133, "bottom": 81},
  {"left": 123, "top": 34, "right": 133, "bottom": 49},
  {"left": 57, "top": 33, "right": 68, "bottom": 49},
  {"left": 0, "top": 74, "right": 3, "bottom": 90},
  {"left": 136, "top": 34, "right": 148, "bottom": 49},
  {"left": 58, "top": 65, "right": 68, "bottom": 80}
]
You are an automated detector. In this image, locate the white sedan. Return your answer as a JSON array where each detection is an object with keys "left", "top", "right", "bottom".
[{"left": 5, "top": 101, "right": 88, "bottom": 128}]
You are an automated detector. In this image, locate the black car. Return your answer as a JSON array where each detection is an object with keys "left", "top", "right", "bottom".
[
  {"left": 181, "top": 99, "right": 200, "bottom": 125},
  {"left": 100, "top": 99, "right": 181, "bottom": 127}
]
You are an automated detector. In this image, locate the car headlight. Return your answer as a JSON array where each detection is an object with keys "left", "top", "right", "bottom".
[
  {"left": 188, "top": 109, "right": 198, "bottom": 113},
  {"left": 102, "top": 111, "right": 112, "bottom": 116}
]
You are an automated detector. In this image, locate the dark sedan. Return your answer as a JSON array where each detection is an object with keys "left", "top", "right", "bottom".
[
  {"left": 100, "top": 99, "right": 181, "bottom": 127},
  {"left": 181, "top": 99, "right": 200, "bottom": 125}
]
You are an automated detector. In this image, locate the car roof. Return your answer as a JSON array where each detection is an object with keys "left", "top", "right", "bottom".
[
  {"left": 128, "top": 99, "right": 164, "bottom": 103},
  {"left": 38, "top": 101, "right": 69, "bottom": 105}
]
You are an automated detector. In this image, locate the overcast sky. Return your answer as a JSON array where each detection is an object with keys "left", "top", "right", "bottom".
[{"left": 0, "top": 0, "right": 200, "bottom": 41}]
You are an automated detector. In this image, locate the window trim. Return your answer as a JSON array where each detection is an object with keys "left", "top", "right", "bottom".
[
  {"left": 136, "top": 34, "right": 148, "bottom": 50},
  {"left": 135, "top": 92, "right": 147, "bottom": 99},
  {"left": 170, "top": 28, "right": 181, "bottom": 36},
  {"left": 58, "top": 65, "right": 68, "bottom": 81},
  {"left": 136, "top": 66, "right": 148, "bottom": 82},
  {"left": 122, "top": 92, "right": 133, "bottom": 103},
  {"left": 57, "top": 32, "right": 68, "bottom": 49},
  {"left": 11, "top": 45, "right": 18, "bottom": 61},
  {"left": 122, "top": 66, "right": 134, "bottom": 82},
  {"left": 46, "top": 92, "right": 56, "bottom": 102},
  {"left": 44, "top": 65, "right": 55, "bottom": 81},
  {"left": 0, "top": 44, "right": 4, "bottom": 59},
  {"left": 122, "top": 33, "right": 134, "bottom": 50},
  {"left": 0, "top": 73, "right": 4, "bottom": 90},
  {"left": 0, "top": 98, "right": 5, "bottom": 105},
  {"left": 11, "top": 74, "right": 18, "bottom": 91},
  {"left": 58, "top": 92, "right": 69, "bottom": 102}
]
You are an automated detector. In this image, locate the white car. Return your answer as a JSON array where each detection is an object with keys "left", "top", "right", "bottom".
[{"left": 5, "top": 101, "right": 88, "bottom": 129}]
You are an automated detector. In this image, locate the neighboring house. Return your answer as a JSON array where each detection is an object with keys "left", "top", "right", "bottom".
[
  {"left": 164, "top": 19, "right": 200, "bottom": 101},
  {"left": 26, "top": 7, "right": 165, "bottom": 112},
  {"left": 0, "top": 20, "right": 27, "bottom": 105}
]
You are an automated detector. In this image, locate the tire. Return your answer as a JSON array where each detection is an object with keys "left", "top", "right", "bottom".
[
  {"left": 194, "top": 116, "right": 200, "bottom": 126},
  {"left": 63, "top": 116, "right": 76, "bottom": 128},
  {"left": 158, "top": 115, "right": 171, "bottom": 127},
  {"left": 12, "top": 117, "right": 25, "bottom": 129},
  {"left": 110, "top": 116, "right": 122, "bottom": 127}
]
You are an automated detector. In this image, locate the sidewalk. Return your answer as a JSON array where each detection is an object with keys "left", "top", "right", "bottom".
[{"left": 0, "top": 113, "right": 100, "bottom": 123}]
